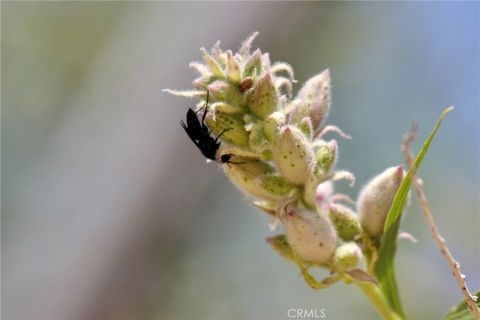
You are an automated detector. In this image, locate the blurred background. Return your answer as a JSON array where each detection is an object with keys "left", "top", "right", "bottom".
[{"left": 2, "top": 2, "right": 479, "bottom": 319}]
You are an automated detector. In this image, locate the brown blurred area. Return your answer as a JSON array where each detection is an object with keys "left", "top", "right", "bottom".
[{"left": 2, "top": 2, "right": 479, "bottom": 319}]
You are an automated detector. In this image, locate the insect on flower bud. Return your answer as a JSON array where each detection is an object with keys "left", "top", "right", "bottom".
[
  {"left": 329, "top": 204, "right": 361, "bottom": 241},
  {"left": 357, "top": 165, "right": 406, "bottom": 238},
  {"left": 273, "top": 126, "right": 314, "bottom": 185},
  {"left": 204, "top": 110, "right": 250, "bottom": 147},
  {"left": 333, "top": 242, "right": 363, "bottom": 272},
  {"left": 283, "top": 209, "right": 337, "bottom": 266},
  {"left": 247, "top": 73, "right": 278, "bottom": 119}
]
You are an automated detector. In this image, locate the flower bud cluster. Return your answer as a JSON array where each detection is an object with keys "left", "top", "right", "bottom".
[{"left": 166, "top": 33, "right": 407, "bottom": 276}]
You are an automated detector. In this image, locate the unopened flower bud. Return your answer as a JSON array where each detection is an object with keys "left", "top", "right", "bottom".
[
  {"left": 248, "top": 122, "right": 269, "bottom": 153},
  {"left": 357, "top": 166, "right": 406, "bottom": 238},
  {"left": 204, "top": 110, "right": 249, "bottom": 147},
  {"left": 207, "top": 80, "right": 244, "bottom": 105},
  {"left": 243, "top": 48, "right": 262, "bottom": 77},
  {"left": 200, "top": 47, "right": 225, "bottom": 78},
  {"left": 264, "top": 111, "right": 286, "bottom": 142},
  {"left": 314, "top": 140, "right": 337, "bottom": 177},
  {"left": 298, "top": 117, "right": 313, "bottom": 140},
  {"left": 329, "top": 204, "right": 361, "bottom": 241},
  {"left": 284, "top": 209, "right": 337, "bottom": 265},
  {"left": 247, "top": 73, "right": 277, "bottom": 119},
  {"left": 226, "top": 51, "right": 241, "bottom": 83},
  {"left": 333, "top": 242, "right": 363, "bottom": 272},
  {"left": 224, "top": 159, "right": 294, "bottom": 201},
  {"left": 289, "top": 69, "right": 331, "bottom": 132},
  {"left": 273, "top": 126, "right": 314, "bottom": 185},
  {"left": 315, "top": 181, "right": 334, "bottom": 210}
]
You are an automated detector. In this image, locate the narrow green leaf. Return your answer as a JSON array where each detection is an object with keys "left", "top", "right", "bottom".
[
  {"left": 444, "top": 290, "right": 480, "bottom": 320},
  {"left": 375, "top": 107, "right": 454, "bottom": 318}
]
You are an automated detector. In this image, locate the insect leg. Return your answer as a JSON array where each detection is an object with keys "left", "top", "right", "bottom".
[{"left": 215, "top": 127, "right": 233, "bottom": 142}]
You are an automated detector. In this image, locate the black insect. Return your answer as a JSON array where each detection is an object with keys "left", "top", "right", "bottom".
[{"left": 180, "top": 91, "right": 240, "bottom": 165}]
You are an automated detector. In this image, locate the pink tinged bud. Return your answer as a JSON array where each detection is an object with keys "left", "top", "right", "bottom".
[
  {"left": 200, "top": 47, "right": 225, "bottom": 78},
  {"left": 273, "top": 126, "right": 314, "bottom": 185},
  {"left": 247, "top": 73, "right": 278, "bottom": 119},
  {"left": 315, "top": 181, "right": 334, "bottom": 210},
  {"left": 328, "top": 204, "right": 361, "bottom": 241},
  {"left": 289, "top": 69, "right": 331, "bottom": 131},
  {"left": 226, "top": 51, "right": 241, "bottom": 83},
  {"left": 333, "top": 242, "right": 363, "bottom": 272},
  {"left": 357, "top": 166, "right": 406, "bottom": 238},
  {"left": 284, "top": 209, "right": 337, "bottom": 265}
]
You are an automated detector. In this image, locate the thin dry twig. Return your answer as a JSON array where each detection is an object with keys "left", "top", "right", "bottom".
[{"left": 402, "top": 123, "right": 480, "bottom": 319}]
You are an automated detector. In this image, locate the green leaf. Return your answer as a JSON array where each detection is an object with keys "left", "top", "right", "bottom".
[
  {"left": 444, "top": 290, "right": 480, "bottom": 320},
  {"left": 374, "top": 107, "right": 454, "bottom": 318}
]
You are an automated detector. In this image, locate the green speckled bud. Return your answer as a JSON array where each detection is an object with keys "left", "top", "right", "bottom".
[
  {"left": 224, "top": 160, "right": 294, "bottom": 201},
  {"left": 298, "top": 117, "right": 313, "bottom": 140},
  {"left": 283, "top": 209, "right": 337, "bottom": 266},
  {"left": 247, "top": 73, "right": 277, "bottom": 119},
  {"left": 204, "top": 110, "right": 249, "bottom": 147},
  {"left": 248, "top": 121, "right": 270, "bottom": 153},
  {"left": 314, "top": 140, "right": 337, "bottom": 177},
  {"left": 288, "top": 69, "right": 331, "bottom": 132},
  {"left": 264, "top": 111, "right": 286, "bottom": 142},
  {"left": 357, "top": 166, "right": 406, "bottom": 238},
  {"left": 243, "top": 48, "right": 262, "bottom": 77},
  {"left": 273, "top": 126, "right": 314, "bottom": 185},
  {"left": 333, "top": 242, "right": 363, "bottom": 272},
  {"left": 259, "top": 174, "right": 295, "bottom": 198},
  {"left": 207, "top": 80, "right": 244, "bottom": 105},
  {"left": 223, "top": 159, "right": 273, "bottom": 199},
  {"left": 329, "top": 204, "right": 361, "bottom": 241}
]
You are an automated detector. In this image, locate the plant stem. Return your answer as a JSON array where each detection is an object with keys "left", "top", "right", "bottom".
[{"left": 356, "top": 281, "right": 402, "bottom": 320}]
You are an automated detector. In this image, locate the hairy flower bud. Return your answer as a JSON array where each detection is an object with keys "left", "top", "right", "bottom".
[
  {"left": 288, "top": 69, "right": 331, "bottom": 132},
  {"left": 283, "top": 209, "right": 337, "bottom": 265},
  {"left": 248, "top": 121, "right": 270, "bottom": 154},
  {"left": 264, "top": 111, "right": 286, "bottom": 142},
  {"left": 226, "top": 51, "right": 241, "bottom": 83},
  {"left": 333, "top": 242, "right": 363, "bottom": 272},
  {"left": 329, "top": 204, "right": 361, "bottom": 241},
  {"left": 357, "top": 166, "right": 406, "bottom": 238},
  {"left": 314, "top": 140, "right": 337, "bottom": 177},
  {"left": 247, "top": 73, "right": 277, "bottom": 119},
  {"left": 224, "top": 159, "right": 294, "bottom": 201},
  {"left": 204, "top": 110, "right": 249, "bottom": 147},
  {"left": 273, "top": 126, "right": 314, "bottom": 185}
]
